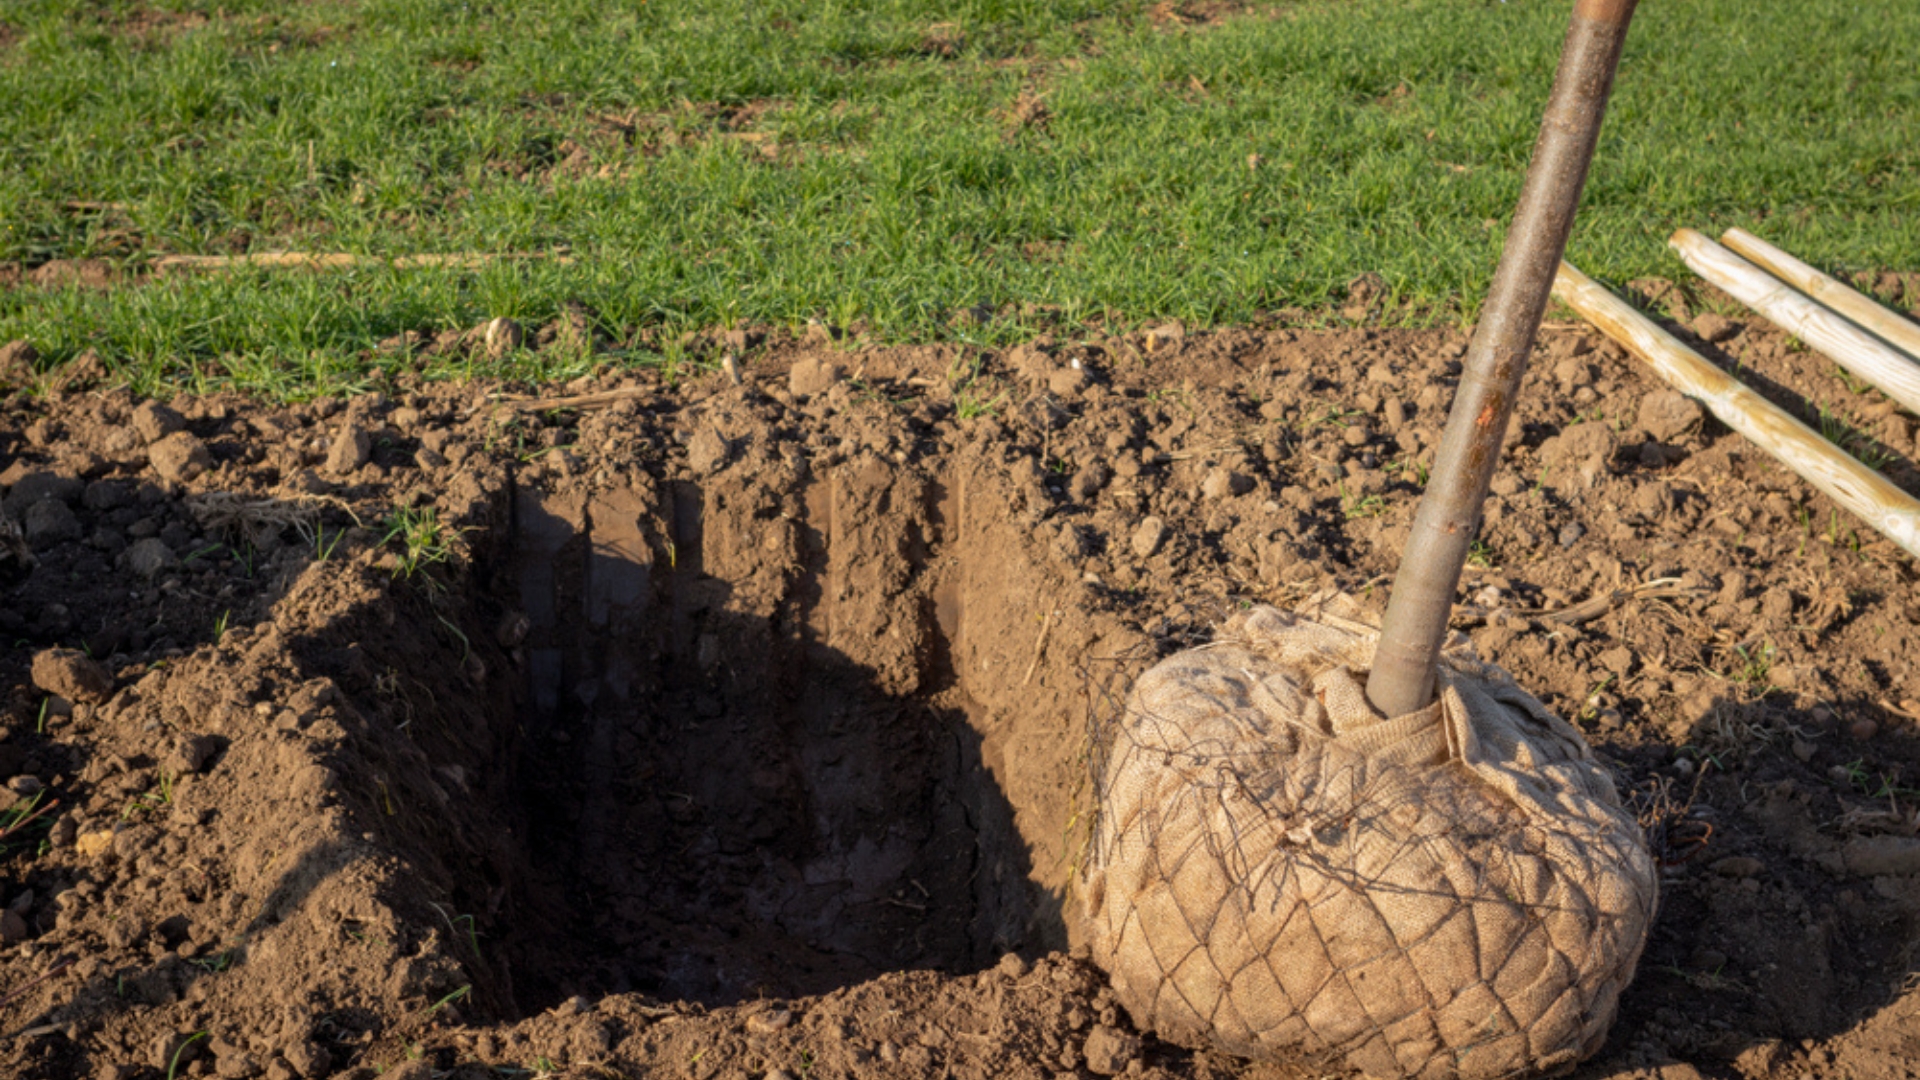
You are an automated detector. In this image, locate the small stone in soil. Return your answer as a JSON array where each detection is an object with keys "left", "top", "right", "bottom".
[
  {"left": 31, "top": 647, "right": 114, "bottom": 703},
  {"left": 1144, "top": 322, "right": 1184, "bottom": 354},
  {"left": 1131, "top": 516, "right": 1167, "bottom": 559},
  {"left": 1558, "top": 522, "right": 1586, "bottom": 548},
  {"left": 76, "top": 830, "right": 116, "bottom": 858},
  {"left": 483, "top": 317, "right": 524, "bottom": 360}
]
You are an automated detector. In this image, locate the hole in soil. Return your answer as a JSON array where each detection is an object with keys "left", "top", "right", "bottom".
[{"left": 468, "top": 470, "right": 1048, "bottom": 1010}]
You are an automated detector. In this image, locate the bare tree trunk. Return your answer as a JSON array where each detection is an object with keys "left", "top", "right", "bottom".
[{"left": 1366, "top": 0, "right": 1640, "bottom": 718}]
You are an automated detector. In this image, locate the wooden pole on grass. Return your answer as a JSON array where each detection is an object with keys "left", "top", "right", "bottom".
[
  {"left": 1718, "top": 227, "right": 1920, "bottom": 363},
  {"left": 152, "top": 251, "right": 571, "bottom": 272},
  {"left": 1553, "top": 260, "right": 1920, "bottom": 559},
  {"left": 1669, "top": 230, "right": 1920, "bottom": 416},
  {"left": 1365, "top": 0, "right": 1640, "bottom": 719}
]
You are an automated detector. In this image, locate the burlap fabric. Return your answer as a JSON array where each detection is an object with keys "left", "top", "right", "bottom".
[{"left": 1083, "top": 598, "right": 1657, "bottom": 1079}]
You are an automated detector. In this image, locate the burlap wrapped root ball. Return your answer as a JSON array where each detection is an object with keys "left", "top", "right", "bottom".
[{"left": 1083, "top": 598, "right": 1657, "bottom": 1079}]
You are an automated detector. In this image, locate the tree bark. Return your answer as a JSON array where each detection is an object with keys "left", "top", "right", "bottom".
[{"left": 1366, "top": 0, "right": 1641, "bottom": 718}]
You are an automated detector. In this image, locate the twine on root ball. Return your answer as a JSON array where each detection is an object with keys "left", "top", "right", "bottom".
[{"left": 1082, "top": 595, "right": 1657, "bottom": 1079}]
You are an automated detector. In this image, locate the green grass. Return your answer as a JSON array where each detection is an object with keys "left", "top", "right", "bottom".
[
  {"left": 380, "top": 504, "right": 456, "bottom": 579},
  {"left": 0, "top": 0, "right": 1916, "bottom": 397}
]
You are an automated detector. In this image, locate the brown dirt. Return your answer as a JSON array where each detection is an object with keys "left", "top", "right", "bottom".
[{"left": 2, "top": 308, "right": 1920, "bottom": 1080}]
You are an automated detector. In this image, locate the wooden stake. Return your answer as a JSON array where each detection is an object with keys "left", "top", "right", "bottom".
[
  {"left": 1554, "top": 260, "right": 1920, "bottom": 559},
  {"left": 1668, "top": 229, "right": 1920, "bottom": 416},
  {"left": 1719, "top": 227, "right": 1920, "bottom": 363},
  {"left": 497, "top": 387, "right": 651, "bottom": 412},
  {"left": 153, "top": 251, "right": 571, "bottom": 272}
]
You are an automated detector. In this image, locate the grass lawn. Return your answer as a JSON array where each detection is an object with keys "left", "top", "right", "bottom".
[{"left": 0, "top": 0, "right": 1916, "bottom": 396}]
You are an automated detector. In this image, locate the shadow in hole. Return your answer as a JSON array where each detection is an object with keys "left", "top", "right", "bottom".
[
  {"left": 496, "top": 476, "right": 1041, "bottom": 1008},
  {"left": 1583, "top": 688, "right": 1920, "bottom": 1077}
]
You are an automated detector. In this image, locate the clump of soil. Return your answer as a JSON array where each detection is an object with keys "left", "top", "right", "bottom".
[{"left": 2, "top": 310, "right": 1920, "bottom": 1080}]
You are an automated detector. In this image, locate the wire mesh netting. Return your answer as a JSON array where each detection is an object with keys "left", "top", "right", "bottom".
[{"left": 1082, "top": 595, "right": 1658, "bottom": 1079}]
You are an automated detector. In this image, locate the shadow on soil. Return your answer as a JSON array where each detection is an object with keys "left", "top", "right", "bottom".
[{"left": 1588, "top": 687, "right": 1920, "bottom": 1076}]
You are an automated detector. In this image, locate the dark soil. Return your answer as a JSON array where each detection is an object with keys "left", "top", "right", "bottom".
[{"left": 3, "top": 303, "right": 1920, "bottom": 1080}]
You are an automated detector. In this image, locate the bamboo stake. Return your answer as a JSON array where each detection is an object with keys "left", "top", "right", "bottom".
[
  {"left": 1719, "top": 227, "right": 1920, "bottom": 362},
  {"left": 1553, "top": 260, "right": 1920, "bottom": 559},
  {"left": 152, "top": 251, "right": 571, "bottom": 272},
  {"left": 1366, "top": 0, "right": 1640, "bottom": 718},
  {"left": 1668, "top": 229, "right": 1920, "bottom": 416},
  {"left": 496, "top": 387, "right": 651, "bottom": 412}
]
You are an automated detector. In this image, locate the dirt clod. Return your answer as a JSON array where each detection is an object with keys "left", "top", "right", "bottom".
[
  {"left": 1692, "top": 311, "right": 1738, "bottom": 342},
  {"left": 119, "top": 535, "right": 179, "bottom": 577},
  {"left": 1639, "top": 388, "right": 1705, "bottom": 442},
  {"left": 687, "top": 426, "right": 731, "bottom": 474},
  {"left": 283, "top": 1040, "right": 330, "bottom": 1079},
  {"left": 326, "top": 420, "right": 372, "bottom": 474},
  {"left": 788, "top": 355, "right": 843, "bottom": 397},
  {"left": 1201, "top": 468, "right": 1252, "bottom": 500},
  {"left": 22, "top": 499, "right": 81, "bottom": 547},
  {"left": 1083, "top": 1024, "right": 1141, "bottom": 1075},
  {"left": 30, "top": 646, "right": 113, "bottom": 702},
  {"left": 1050, "top": 364, "right": 1090, "bottom": 397},
  {"left": 169, "top": 733, "right": 221, "bottom": 774},
  {"left": 147, "top": 430, "right": 211, "bottom": 483},
  {"left": 132, "top": 400, "right": 186, "bottom": 443}
]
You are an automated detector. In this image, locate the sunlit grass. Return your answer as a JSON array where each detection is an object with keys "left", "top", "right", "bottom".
[{"left": 0, "top": 0, "right": 1914, "bottom": 396}]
